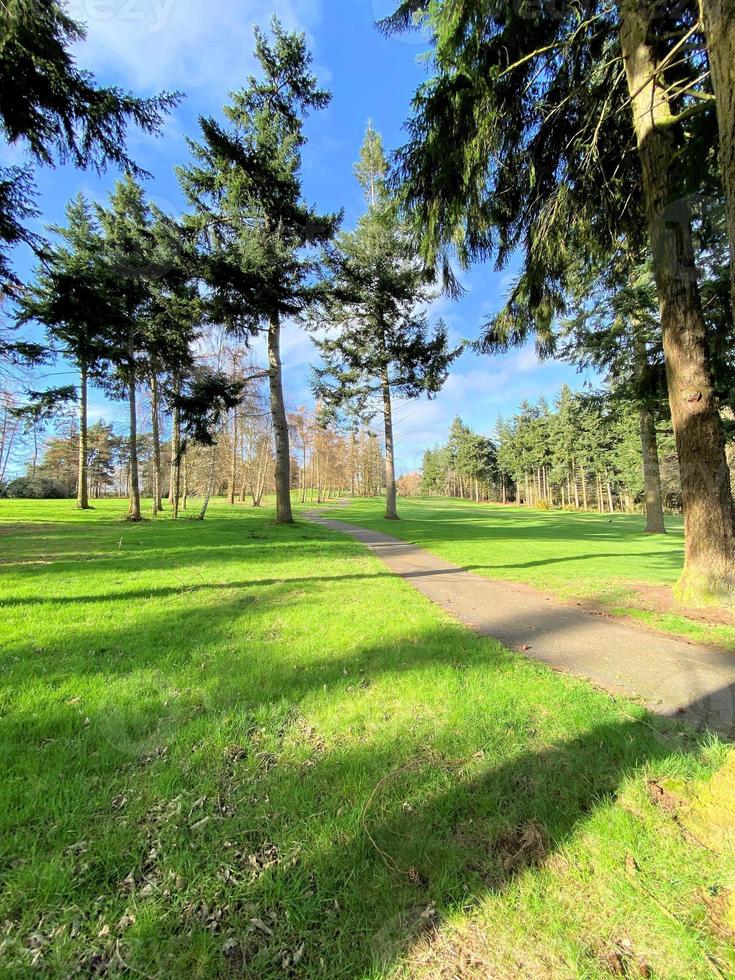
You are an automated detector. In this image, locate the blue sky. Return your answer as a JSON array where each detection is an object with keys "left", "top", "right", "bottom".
[{"left": 5, "top": 0, "right": 595, "bottom": 473}]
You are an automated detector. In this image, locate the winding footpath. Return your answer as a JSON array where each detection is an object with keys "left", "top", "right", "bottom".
[{"left": 306, "top": 504, "right": 735, "bottom": 738}]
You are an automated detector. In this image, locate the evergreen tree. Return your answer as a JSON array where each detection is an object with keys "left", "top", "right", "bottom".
[
  {"left": 86, "top": 421, "right": 119, "bottom": 499},
  {"left": 383, "top": 0, "right": 735, "bottom": 601},
  {"left": 179, "top": 18, "right": 339, "bottom": 524},
  {"left": 699, "top": 0, "right": 735, "bottom": 317},
  {"left": 353, "top": 122, "right": 387, "bottom": 207},
  {"left": 144, "top": 208, "right": 202, "bottom": 516},
  {"left": 0, "top": 0, "right": 179, "bottom": 298},
  {"left": 313, "top": 124, "right": 458, "bottom": 520},
  {"left": 560, "top": 249, "right": 668, "bottom": 532},
  {"left": 96, "top": 176, "right": 155, "bottom": 522},
  {"left": 17, "top": 194, "right": 119, "bottom": 509}
]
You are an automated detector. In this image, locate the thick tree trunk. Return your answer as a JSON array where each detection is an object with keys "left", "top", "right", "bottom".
[
  {"left": 620, "top": 0, "right": 735, "bottom": 601},
  {"left": 150, "top": 370, "right": 162, "bottom": 516},
  {"left": 382, "top": 370, "right": 399, "bottom": 520},
  {"left": 127, "top": 350, "right": 141, "bottom": 522},
  {"left": 268, "top": 312, "right": 294, "bottom": 524},
  {"left": 182, "top": 452, "right": 188, "bottom": 511},
  {"left": 76, "top": 363, "right": 90, "bottom": 510},
  {"left": 700, "top": 0, "right": 735, "bottom": 315}
]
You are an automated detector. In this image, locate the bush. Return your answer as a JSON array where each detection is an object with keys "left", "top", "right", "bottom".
[
  {"left": 5, "top": 477, "right": 70, "bottom": 499},
  {"left": 536, "top": 499, "right": 551, "bottom": 511}
]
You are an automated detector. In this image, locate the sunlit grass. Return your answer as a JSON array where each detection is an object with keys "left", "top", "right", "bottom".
[
  {"left": 0, "top": 497, "right": 732, "bottom": 977},
  {"left": 339, "top": 497, "right": 735, "bottom": 651}
]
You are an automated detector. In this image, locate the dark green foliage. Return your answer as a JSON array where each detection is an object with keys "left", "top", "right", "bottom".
[
  {"left": 384, "top": 0, "right": 712, "bottom": 340},
  {"left": 144, "top": 209, "right": 202, "bottom": 376},
  {"left": 10, "top": 385, "right": 76, "bottom": 430},
  {"left": 0, "top": 0, "right": 180, "bottom": 172},
  {"left": 313, "top": 129, "right": 458, "bottom": 418},
  {"left": 179, "top": 17, "right": 338, "bottom": 524},
  {"left": 559, "top": 248, "right": 668, "bottom": 418},
  {"left": 179, "top": 17, "right": 339, "bottom": 336},
  {"left": 491, "top": 385, "right": 675, "bottom": 510},
  {"left": 177, "top": 371, "right": 247, "bottom": 448},
  {"left": 0, "top": 0, "right": 179, "bottom": 299},
  {"left": 0, "top": 165, "right": 38, "bottom": 298},
  {"left": 4, "top": 475, "right": 68, "bottom": 498},
  {"left": 422, "top": 417, "right": 497, "bottom": 497},
  {"left": 17, "top": 193, "right": 119, "bottom": 377}
]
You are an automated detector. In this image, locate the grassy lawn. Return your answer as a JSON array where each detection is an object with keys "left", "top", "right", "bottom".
[
  {"left": 0, "top": 497, "right": 733, "bottom": 977},
  {"left": 339, "top": 497, "right": 735, "bottom": 651}
]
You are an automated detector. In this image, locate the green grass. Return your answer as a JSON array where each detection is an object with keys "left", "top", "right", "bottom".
[
  {"left": 339, "top": 496, "right": 735, "bottom": 651},
  {"left": 0, "top": 497, "right": 733, "bottom": 977}
]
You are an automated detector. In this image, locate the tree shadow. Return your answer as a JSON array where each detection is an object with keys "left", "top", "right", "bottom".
[
  {"left": 1, "top": 505, "right": 730, "bottom": 976},
  {"left": 2, "top": 606, "right": 731, "bottom": 976}
]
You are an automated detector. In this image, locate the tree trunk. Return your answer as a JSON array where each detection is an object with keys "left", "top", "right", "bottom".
[
  {"left": 228, "top": 408, "right": 238, "bottom": 506},
  {"left": 150, "top": 369, "right": 162, "bottom": 516},
  {"left": 633, "top": 321, "right": 666, "bottom": 533},
  {"left": 382, "top": 370, "right": 399, "bottom": 520},
  {"left": 76, "top": 363, "right": 90, "bottom": 510},
  {"left": 197, "top": 443, "right": 218, "bottom": 520},
  {"left": 581, "top": 471, "right": 588, "bottom": 510},
  {"left": 606, "top": 481, "right": 615, "bottom": 514},
  {"left": 268, "top": 312, "right": 294, "bottom": 524},
  {"left": 169, "top": 371, "right": 181, "bottom": 515},
  {"left": 700, "top": 0, "right": 735, "bottom": 316},
  {"left": 620, "top": 0, "right": 735, "bottom": 600},
  {"left": 127, "top": 347, "right": 141, "bottom": 522},
  {"left": 182, "top": 451, "right": 188, "bottom": 511},
  {"left": 639, "top": 405, "right": 666, "bottom": 533},
  {"left": 301, "top": 443, "right": 308, "bottom": 503},
  {"left": 350, "top": 430, "right": 357, "bottom": 497}
]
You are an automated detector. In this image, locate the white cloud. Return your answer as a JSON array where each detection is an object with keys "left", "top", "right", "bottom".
[{"left": 69, "top": 0, "right": 324, "bottom": 92}]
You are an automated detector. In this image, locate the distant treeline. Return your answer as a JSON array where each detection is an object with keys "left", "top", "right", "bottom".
[{"left": 421, "top": 385, "right": 682, "bottom": 515}]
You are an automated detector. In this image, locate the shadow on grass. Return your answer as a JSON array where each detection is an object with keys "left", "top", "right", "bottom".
[
  {"left": 0, "top": 507, "right": 729, "bottom": 977},
  {"left": 1, "top": 605, "right": 731, "bottom": 976}
]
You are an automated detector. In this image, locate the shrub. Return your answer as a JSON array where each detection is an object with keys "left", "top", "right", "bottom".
[
  {"left": 5, "top": 476, "right": 70, "bottom": 499},
  {"left": 536, "top": 499, "right": 551, "bottom": 511}
]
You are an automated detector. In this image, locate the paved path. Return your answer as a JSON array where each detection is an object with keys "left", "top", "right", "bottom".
[{"left": 306, "top": 506, "right": 735, "bottom": 738}]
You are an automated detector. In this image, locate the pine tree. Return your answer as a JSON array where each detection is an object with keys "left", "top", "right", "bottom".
[
  {"left": 144, "top": 208, "right": 202, "bottom": 516},
  {"left": 383, "top": 0, "right": 735, "bottom": 601},
  {"left": 313, "top": 124, "right": 458, "bottom": 520},
  {"left": 698, "top": 0, "right": 735, "bottom": 319},
  {"left": 0, "top": 0, "right": 179, "bottom": 299},
  {"left": 179, "top": 18, "right": 338, "bottom": 524},
  {"left": 354, "top": 122, "right": 387, "bottom": 207},
  {"left": 560, "top": 249, "right": 668, "bottom": 532},
  {"left": 96, "top": 176, "right": 155, "bottom": 523},
  {"left": 17, "top": 194, "right": 120, "bottom": 509}
]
